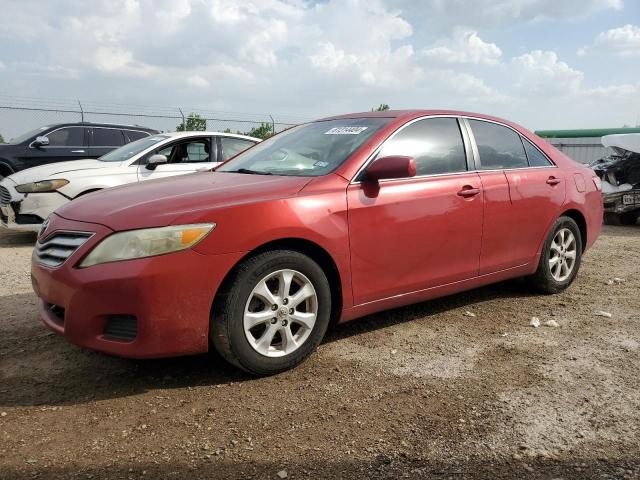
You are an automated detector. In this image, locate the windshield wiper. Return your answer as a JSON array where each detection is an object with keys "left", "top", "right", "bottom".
[{"left": 231, "top": 168, "right": 273, "bottom": 175}]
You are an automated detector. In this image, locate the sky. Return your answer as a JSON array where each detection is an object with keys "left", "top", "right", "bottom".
[{"left": 0, "top": 0, "right": 639, "bottom": 135}]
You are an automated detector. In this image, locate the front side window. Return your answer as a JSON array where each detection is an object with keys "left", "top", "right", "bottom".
[
  {"left": 375, "top": 117, "right": 467, "bottom": 176},
  {"left": 46, "top": 127, "right": 85, "bottom": 147},
  {"left": 217, "top": 118, "right": 391, "bottom": 177},
  {"left": 468, "top": 119, "right": 528, "bottom": 170},
  {"left": 157, "top": 139, "right": 211, "bottom": 163},
  {"left": 92, "top": 128, "right": 125, "bottom": 147},
  {"left": 98, "top": 135, "right": 170, "bottom": 162},
  {"left": 523, "top": 137, "right": 553, "bottom": 167},
  {"left": 220, "top": 137, "right": 257, "bottom": 161}
]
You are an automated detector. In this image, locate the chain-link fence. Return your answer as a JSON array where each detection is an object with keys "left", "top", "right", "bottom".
[{"left": 0, "top": 95, "right": 309, "bottom": 142}]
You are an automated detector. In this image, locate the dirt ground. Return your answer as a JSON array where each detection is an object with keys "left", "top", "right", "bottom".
[{"left": 0, "top": 226, "right": 639, "bottom": 479}]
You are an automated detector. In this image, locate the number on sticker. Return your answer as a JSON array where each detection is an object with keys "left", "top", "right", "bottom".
[{"left": 324, "top": 127, "right": 369, "bottom": 135}]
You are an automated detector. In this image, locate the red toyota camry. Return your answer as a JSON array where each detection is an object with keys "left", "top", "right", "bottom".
[{"left": 31, "top": 110, "right": 603, "bottom": 374}]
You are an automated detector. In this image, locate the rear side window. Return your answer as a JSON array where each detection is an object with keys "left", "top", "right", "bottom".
[
  {"left": 220, "top": 137, "right": 256, "bottom": 161},
  {"left": 92, "top": 128, "right": 125, "bottom": 147},
  {"left": 124, "top": 130, "right": 150, "bottom": 142},
  {"left": 468, "top": 119, "right": 528, "bottom": 170},
  {"left": 46, "top": 127, "right": 85, "bottom": 147},
  {"left": 377, "top": 117, "right": 467, "bottom": 176},
  {"left": 522, "top": 137, "right": 553, "bottom": 167}
]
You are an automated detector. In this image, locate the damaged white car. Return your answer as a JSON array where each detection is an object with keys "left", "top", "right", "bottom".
[
  {"left": 591, "top": 134, "right": 640, "bottom": 225},
  {"left": 0, "top": 131, "right": 259, "bottom": 231}
]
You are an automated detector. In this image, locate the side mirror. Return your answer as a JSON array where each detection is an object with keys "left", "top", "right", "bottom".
[
  {"left": 146, "top": 154, "right": 168, "bottom": 170},
  {"left": 364, "top": 155, "right": 416, "bottom": 182},
  {"left": 32, "top": 136, "right": 50, "bottom": 147}
]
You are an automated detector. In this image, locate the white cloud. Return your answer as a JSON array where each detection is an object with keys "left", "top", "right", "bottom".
[
  {"left": 424, "top": 29, "right": 502, "bottom": 65},
  {"left": 186, "top": 74, "right": 210, "bottom": 88},
  {"left": 0, "top": 0, "right": 638, "bottom": 132},
  {"left": 511, "top": 50, "right": 583, "bottom": 95},
  {"left": 94, "top": 47, "right": 134, "bottom": 72},
  {"left": 580, "top": 24, "right": 640, "bottom": 57}
]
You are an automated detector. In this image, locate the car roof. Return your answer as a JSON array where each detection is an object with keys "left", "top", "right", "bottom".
[
  {"left": 317, "top": 109, "right": 519, "bottom": 126},
  {"left": 41, "top": 122, "right": 159, "bottom": 132},
  {"left": 160, "top": 131, "right": 261, "bottom": 142}
]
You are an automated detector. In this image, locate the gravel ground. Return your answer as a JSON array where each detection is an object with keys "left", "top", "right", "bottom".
[{"left": 0, "top": 226, "right": 639, "bottom": 479}]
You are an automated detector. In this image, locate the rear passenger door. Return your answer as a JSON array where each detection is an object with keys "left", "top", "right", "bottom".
[
  {"left": 89, "top": 127, "right": 126, "bottom": 158},
  {"left": 466, "top": 118, "right": 565, "bottom": 273}
]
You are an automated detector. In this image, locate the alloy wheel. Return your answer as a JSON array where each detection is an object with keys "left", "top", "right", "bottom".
[
  {"left": 243, "top": 269, "right": 318, "bottom": 357},
  {"left": 549, "top": 227, "right": 577, "bottom": 282}
]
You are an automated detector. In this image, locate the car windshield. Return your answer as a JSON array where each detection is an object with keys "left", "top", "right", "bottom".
[
  {"left": 216, "top": 118, "right": 391, "bottom": 176},
  {"left": 8, "top": 125, "right": 52, "bottom": 144},
  {"left": 99, "top": 135, "right": 170, "bottom": 162}
]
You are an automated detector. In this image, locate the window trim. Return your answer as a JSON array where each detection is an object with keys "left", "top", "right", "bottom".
[
  {"left": 123, "top": 129, "right": 153, "bottom": 143},
  {"left": 351, "top": 115, "right": 558, "bottom": 185},
  {"left": 28, "top": 126, "right": 87, "bottom": 148},
  {"left": 352, "top": 115, "right": 473, "bottom": 184},
  {"left": 520, "top": 134, "right": 554, "bottom": 168}
]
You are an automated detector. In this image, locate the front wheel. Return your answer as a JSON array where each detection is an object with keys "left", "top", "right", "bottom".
[
  {"left": 528, "top": 216, "right": 582, "bottom": 294},
  {"left": 210, "top": 250, "right": 331, "bottom": 375}
]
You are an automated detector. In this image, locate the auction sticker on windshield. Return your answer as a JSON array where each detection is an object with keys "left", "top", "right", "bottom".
[{"left": 324, "top": 126, "right": 368, "bottom": 135}]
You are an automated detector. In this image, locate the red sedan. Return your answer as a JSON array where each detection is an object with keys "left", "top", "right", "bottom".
[{"left": 31, "top": 110, "right": 603, "bottom": 374}]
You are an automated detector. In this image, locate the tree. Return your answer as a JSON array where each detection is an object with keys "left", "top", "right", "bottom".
[
  {"left": 372, "top": 103, "right": 390, "bottom": 112},
  {"left": 176, "top": 113, "right": 207, "bottom": 131},
  {"left": 0, "top": 133, "right": 4, "bottom": 144},
  {"left": 246, "top": 122, "right": 273, "bottom": 140}
]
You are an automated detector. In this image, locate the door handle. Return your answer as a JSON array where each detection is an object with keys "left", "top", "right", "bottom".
[
  {"left": 546, "top": 176, "right": 561, "bottom": 185},
  {"left": 71, "top": 150, "right": 86, "bottom": 153},
  {"left": 457, "top": 186, "right": 481, "bottom": 198}
]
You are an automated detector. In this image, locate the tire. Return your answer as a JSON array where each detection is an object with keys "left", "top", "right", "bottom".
[
  {"left": 604, "top": 212, "right": 638, "bottom": 226},
  {"left": 618, "top": 212, "right": 639, "bottom": 226},
  {"left": 528, "top": 216, "right": 583, "bottom": 294},
  {"left": 210, "top": 249, "right": 332, "bottom": 375}
]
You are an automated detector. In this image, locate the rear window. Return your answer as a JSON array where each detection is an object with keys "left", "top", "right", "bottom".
[
  {"left": 125, "top": 130, "right": 150, "bottom": 142},
  {"left": 523, "top": 138, "right": 553, "bottom": 167},
  {"left": 92, "top": 128, "right": 125, "bottom": 147},
  {"left": 469, "top": 119, "right": 528, "bottom": 170},
  {"left": 220, "top": 137, "right": 257, "bottom": 161}
]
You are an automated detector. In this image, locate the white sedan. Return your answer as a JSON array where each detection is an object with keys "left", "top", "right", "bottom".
[{"left": 0, "top": 131, "right": 260, "bottom": 231}]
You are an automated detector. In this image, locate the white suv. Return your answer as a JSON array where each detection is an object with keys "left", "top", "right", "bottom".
[{"left": 0, "top": 131, "right": 259, "bottom": 231}]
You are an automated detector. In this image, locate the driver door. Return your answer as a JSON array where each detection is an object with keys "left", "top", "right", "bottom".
[{"left": 137, "top": 136, "right": 216, "bottom": 181}]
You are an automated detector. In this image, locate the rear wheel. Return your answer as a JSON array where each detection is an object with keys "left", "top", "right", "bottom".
[
  {"left": 528, "top": 216, "right": 582, "bottom": 294},
  {"left": 604, "top": 212, "right": 639, "bottom": 226},
  {"left": 211, "top": 250, "right": 331, "bottom": 375}
]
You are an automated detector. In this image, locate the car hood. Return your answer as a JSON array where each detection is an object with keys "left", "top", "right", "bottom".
[
  {"left": 8, "top": 159, "right": 119, "bottom": 184},
  {"left": 55, "top": 172, "right": 313, "bottom": 231}
]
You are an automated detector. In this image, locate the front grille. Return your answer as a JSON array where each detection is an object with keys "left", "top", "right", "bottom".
[
  {"left": 104, "top": 315, "right": 138, "bottom": 342},
  {"left": 34, "top": 231, "right": 93, "bottom": 268},
  {"left": 0, "top": 185, "right": 10, "bottom": 205}
]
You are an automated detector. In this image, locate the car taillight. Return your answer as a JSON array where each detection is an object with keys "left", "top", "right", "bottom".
[{"left": 592, "top": 176, "right": 602, "bottom": 191}]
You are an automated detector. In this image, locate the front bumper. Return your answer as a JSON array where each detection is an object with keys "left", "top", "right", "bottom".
[
  {"left": 30, "top": 214, "right": 245, "bottom": 359},
  {"left": 0, "top": 179, "right": 68, "bottom": 231}
]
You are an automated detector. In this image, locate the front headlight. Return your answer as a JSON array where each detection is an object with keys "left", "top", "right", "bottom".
[
  {"left": 15, "top": 179, "right": 69, "bottom": 193},
  {"left": 79, "top": 223, "right": 216, "bottom": 267}
]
